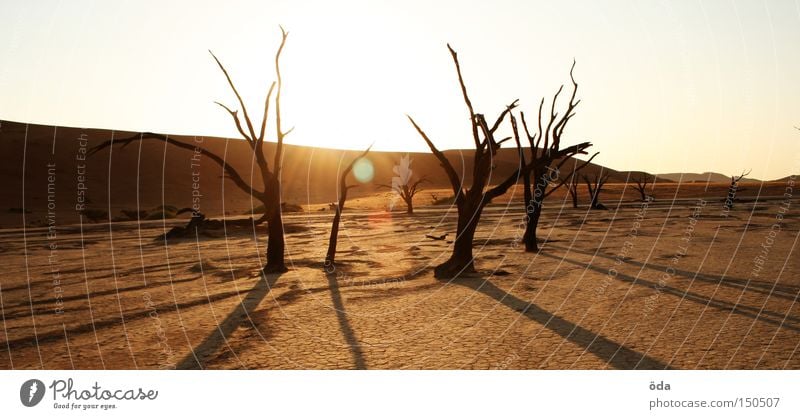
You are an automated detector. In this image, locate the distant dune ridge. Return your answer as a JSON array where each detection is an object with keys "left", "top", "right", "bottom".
[
  {"left": 0, "top": 119, "right": 792, "bottom": 227},
  {"left": 0, "top": 120, "right": 600, "bottom": 222},
  {"left": 656, "top": 172, "right": 760, "bottom": 183}
]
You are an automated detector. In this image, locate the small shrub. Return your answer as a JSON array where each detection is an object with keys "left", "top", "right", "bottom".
[
  {"left": 120, "top": 209, "right": 148, "bottom": 220},
  {"left": 432, "top": 195, "right": 455, "bottom": 205},
  {"left": 281, "top": 202, "right": 303, "bottom": 213},
  {"left": 146, "top": 210, "right": 176, "bottom": 220},
  {"left": 153, "top": 204, "right": 178, "bottom": 213},
  {"left": 243, "top": 204, "right": 265, "bottom": 215},
  {"left": 82, "top": 208, "right": 108, "bottom": 223}
]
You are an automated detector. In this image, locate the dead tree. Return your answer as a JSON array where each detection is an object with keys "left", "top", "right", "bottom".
[
  {"left": 325, "top": 147, "right": 372, "bottom": 269},
  {"left": 567, "top": 172, "right": 580, "bottom": 208},
  {"left": 378, "top": 177, "right": 427, "bottom": 214},
  {"left": 408, "top": 44, "right": 524, "bottom": 279},
  {"left": 631, "top": 172, "right": 655, "bottom": 201},
  {"left": 582, "top": 172, "right": 611, "bottom": 210},
  {"left": 723, "top": 169, "right": 751, "bottom": 211},
  {"left": 509, "top": 61, "right": 597, "bottom": 252},
  {"left": 90, "top": 27, "right": 291, "bottom": 273},
  {"left": 376, "top": 154, "right": 426, "bottom": 214}
]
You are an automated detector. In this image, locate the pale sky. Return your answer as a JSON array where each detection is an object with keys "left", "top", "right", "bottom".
[{"left": 1, "top": 0, "right": 799, "bottom": 179}]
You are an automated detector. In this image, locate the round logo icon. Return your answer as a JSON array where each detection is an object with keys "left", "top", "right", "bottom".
[{"left": 20, "top": 379, "right": 45, "bottom": 407}]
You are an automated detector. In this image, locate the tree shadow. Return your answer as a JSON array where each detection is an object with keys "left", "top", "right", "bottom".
[
  {"left": 453, "top": 276, "right": 671, "bottom": 369},
  {"left": 326, "top": 271, "right": 367, "bottom": 369},
  {"left": 176, "top": 271, "right": 282, "bottom": 369},
  {"left": 538, "top": 252, "right": 800, "bottom": 332},
  {"left": 549, "top": 244, "right": 800, "bottom": 301}
]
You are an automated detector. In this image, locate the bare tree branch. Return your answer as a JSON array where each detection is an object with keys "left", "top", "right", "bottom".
[
  {"left": 408, "top": 176, "right": 429, "bottom": 196},
  {"left": 257, "top": 82, "right": 277, "bottom": 144},
  {"left": 447, "top": 43, "right": 480, "bottom": 149},
  {"left": 209, "top": 50, "right": 259, "bottom": 142},
  {"left": 543, "top": 84, "right": 563, "bottom": 152},
  {"left": 88, "top": 132, "right": 264, "bottom": 199},
  {"left": 490, "top": 100, "right": 519, "bottom": 133},
  {"left": 631, "top": 172, "right": 655, "bottom": 201},
  {"left": 733, "top": 169, "right": 752, "bottom": 183},
  {"left": 510, "top": 113, "right": 528, "bottom": 170},
  {"left": 543, "top": 151, "right": 599, "bottom": 198},
  {"left": 214, "top": 102, "right": 254, "bottom": 146},
  {"left": 407, "top": 115, "right": 464, "bottom": 202},
  {"left": 273, "top": 27, "right": 289, "bottom": 178},
  {"left": 484, "top": 163, "right": 524, "bottom": 202},
  {"left": 582, "top": 171, "right": 611, "bottom": 209}
]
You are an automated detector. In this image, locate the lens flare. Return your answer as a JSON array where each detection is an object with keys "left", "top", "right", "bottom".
[{"left": 352, "top": 157, "right": 374, "bottom": 183}]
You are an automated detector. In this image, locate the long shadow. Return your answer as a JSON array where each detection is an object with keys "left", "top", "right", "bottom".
[
  {"left": 176, "top": 272, "right": 281, "bottom": 369},
  {"left": 326, "top": 272, "right": 367, "bottom": 369},
  {"left": 549, "top": 244, "right": 800, "bottom": 301},
  {"left": 3, "top": 287, "right": 258, "bottom": 348},
  {"left": 5, "top": 275, "right": 203, "bottom": 313},
  {"left": 539, "top": 252, "right": 800, "bottom": 332},
  {"left": 454, "top": 277, "right": 671, "bottom": 369}
]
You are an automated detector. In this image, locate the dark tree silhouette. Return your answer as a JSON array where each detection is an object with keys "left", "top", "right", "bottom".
[
  {"left": 723, "top": 169, "right": 751, "bottom": 211},
  {"left": 408, "top": 44, "right": 524, "bottom": 279},
  {"left": 567, "top": 172, "right": 580, "bottom": 209},
  {"left": 325, "top": 147, "right": 372, "bottom": 269},
  {"left": 631, "top": 172, "right": 655, "bottom": 201},
  {"left": 89, "top": 27, "right": 291, "bottom": 273},
  {"left": 509, "top": 62, "right": 597, "bottom": 252},
  {"left": 583, "top": 172, "right": 611, "bottom": 210},
  {"left": 377, "top": 175, "right": 428, "bottom": 214}
]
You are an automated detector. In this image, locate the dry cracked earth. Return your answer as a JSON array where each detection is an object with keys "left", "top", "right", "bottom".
[{"left": 1, "top": 199, "right": 799, "bottom": 369}]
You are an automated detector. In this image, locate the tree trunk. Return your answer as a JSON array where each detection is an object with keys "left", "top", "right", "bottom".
[
  {"left": 404, "top": 196, "right": 414, "bottom": 214},
  {"left": 568, "top": 181, "right": 578, "bottom": 208},
  {"left": 324, "top": 146, "right": 370, "bottom": 269},
  {"left": 262, "top": 176, "right": 287, "bottom": 274},
  {"left": 523, "top": 204, "right": 542, "bottom": 253},
  {"left": 523, "top": 200, "right": 543, "bottom": 253},
  {"left": 434, "top": 204, "right": 481, "bottom": 278},
  {"left": 523, "top": 172, "right": 546, "bottom": 252},
  {"left": 521, "top": 169, "right": 535, "bottom": 252},
  {"left": 263, "top": 208, "right": 287, "bottom": 273},
  {"left": 325, "top": 207, "right": 342, "bottom": 266},
  {"left": 724, "top": 182, "right": 736, "bottom": 211},
  {"left": 586, "top": 182, "right": 596, "bottom": 209},
  {"left": 637, "top": 187, "right": 647, "bottom": 202}
]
